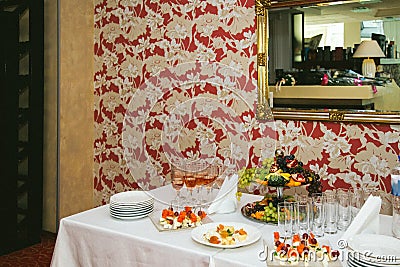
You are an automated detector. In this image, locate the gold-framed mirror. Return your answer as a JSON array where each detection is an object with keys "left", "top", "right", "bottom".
[{"left": 256, "top": 0, "right": 400, "bottom": 124}]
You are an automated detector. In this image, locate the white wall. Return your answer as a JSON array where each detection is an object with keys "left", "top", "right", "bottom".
[{"left": 344, "top": 21, "right": 361, "bottom": 48}]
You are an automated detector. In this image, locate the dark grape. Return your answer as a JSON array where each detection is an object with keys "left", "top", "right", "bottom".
[
  {"left": 275, "top": 241, "right": 281, "bottom": 247},
  {"left": 302, "top": 233, "right": 308, "bottom": 240},
  {"left": 331, "top": 250, "right": 340, "bottom": 257},
  {"left": 174, "top": 211, "right": 179, "bottom": 216},
  {"left": 289, "top": 154, "right": 295, "bottom": 160},
  {"left": 276, "top": 158, "right": 285, "bottom": 166}
]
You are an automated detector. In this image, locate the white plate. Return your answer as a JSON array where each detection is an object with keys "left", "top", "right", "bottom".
[
  {"left": 110, "top": 209, "right": 153, "bottom": 220},
  {"left": 348, "top": 234, "right": 400, "bottom": 262},
  {"left": 110, "top": 202, "right": 154, "bottom": 209},
  {"left": 110, "top": 204, "right": 153, "bottom": 212},
  {"left": 110, "top": 191, "right": 153, "bottom": 204},
  {"left": 110, "top": 207, "right": 154, "bottom": 216},
  {"left": 110, "top": 199, "right": 153, "bottom": 205},
  {"left": 110, "top": 201, "right": 154, "bottom": 208},
  {"left": 348, "top": 249, "right": 400, "bottom": 266},
  {"left": 191, "top": 222, "right": 261, "bottom": 249}
]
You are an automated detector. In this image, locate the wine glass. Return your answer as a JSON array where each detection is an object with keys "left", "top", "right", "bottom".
[
  {"left": 203, "top": 164, "right": 218, "bottom": 204},
  {"left": 184, "top": 170, "right": 197, "bottom": 206},
  {"left": 193, "top": 163, "right": 207, "bottom": 207},
  {"left": 171, "top": 165, "right": 185, "bottom": 208}
]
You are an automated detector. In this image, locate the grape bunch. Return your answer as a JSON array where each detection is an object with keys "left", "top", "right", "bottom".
[
  {"left": 275, "top": 154, "right": 295, "bottom": 173},
  {"left": 238, "top": 167, "right": 257, "bottom": 188},
  {"left": 274, "top": 151, "right": 322, "bottom": 195},
  {"left": 262, "top": 201, "right": 278, "bottom": 223},
  {"left": 261, "top": 157, "right": 274, "bottom": 171},
  {"left": 306, "top": 172, "right": 323, "bottom": 196}
]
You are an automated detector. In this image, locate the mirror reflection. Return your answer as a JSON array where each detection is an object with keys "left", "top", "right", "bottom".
[{"left": 268, "top": 0, "right": 400, "bottom": 112}]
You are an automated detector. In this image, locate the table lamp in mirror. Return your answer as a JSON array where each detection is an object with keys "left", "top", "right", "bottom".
[{"left": 352, "top": 40, "right": 386, "bottom": 78}]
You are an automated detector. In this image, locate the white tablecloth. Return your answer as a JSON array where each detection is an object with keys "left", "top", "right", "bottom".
[{"left": 50, "top": 192, "right": 394, "bottom": 267}]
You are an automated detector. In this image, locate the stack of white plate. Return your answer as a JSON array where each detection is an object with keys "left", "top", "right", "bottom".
[
  {"left": 109, "top": 191, "right": 154, "bottom": 220},
  {"left": 347, "top": 234, "right": 400, "bottom": 267}
]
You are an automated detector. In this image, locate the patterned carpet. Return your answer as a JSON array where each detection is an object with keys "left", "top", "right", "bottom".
[{"left": 0, "top": 232, "right": 56, "bottom": 267}]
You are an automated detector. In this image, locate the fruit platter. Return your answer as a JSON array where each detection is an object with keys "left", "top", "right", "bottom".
[
  {"left": 238, "top": 149, "right": 322, "bottom": 224},
  {"left": 241, "top": 194, "right": 295, "bottom": 224}
]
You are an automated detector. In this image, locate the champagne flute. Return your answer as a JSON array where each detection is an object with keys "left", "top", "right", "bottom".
[
  {"left": 203, "top": 165, "right": 218, "bottom": 204},
  {"left": 171, "top": 165, "right": 185, "bottom": 208},
  {"left": 184, "top": 170, "right": 196, "bottom": 206},
  {"left": 194, "top": 163, "right": 207, "bottom": 207}
]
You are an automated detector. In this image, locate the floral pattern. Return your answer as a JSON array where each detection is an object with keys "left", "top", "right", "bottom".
[{"left": 94, "top": 0, "right": 400, "bottom": 209}]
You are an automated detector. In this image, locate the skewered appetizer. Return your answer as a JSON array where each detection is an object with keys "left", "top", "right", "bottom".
[
  {"left": 159, "top": 206, "right": 206, "bottom": 230},
  {"left": 272, "top": 232, "right": 340, "bottom": 264}
]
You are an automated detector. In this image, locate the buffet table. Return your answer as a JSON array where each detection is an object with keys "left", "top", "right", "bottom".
[{"left": 50, "top": 193, "right": 394, "bottom": 267}]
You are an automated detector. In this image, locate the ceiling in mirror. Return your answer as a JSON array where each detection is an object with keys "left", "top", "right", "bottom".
[{"left": 301, "top": 0, "right": 400, "bottom": 24}]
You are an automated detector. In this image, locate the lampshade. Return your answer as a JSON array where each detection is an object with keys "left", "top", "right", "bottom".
[
  {"left": 353, "top": 40, "right": 385, "bottom": 58},
  {"left": 353, "top": 40, "right": 385, "bottom": 77}
]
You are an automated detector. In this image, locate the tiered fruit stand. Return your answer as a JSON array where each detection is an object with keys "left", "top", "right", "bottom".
[{"left": 239, "top": 149, "right": 322, "bottom": 224}]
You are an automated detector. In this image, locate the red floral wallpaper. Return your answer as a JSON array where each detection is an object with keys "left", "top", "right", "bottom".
[{"left": 93, "top": 0, "right": 400, "bottom": 210}]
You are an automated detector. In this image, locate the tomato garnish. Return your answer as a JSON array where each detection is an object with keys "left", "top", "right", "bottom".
[
  {"left": 184, "top": 206, "right": 192, "bottom": 212},
  {"left": 273, "top": 231, "right": 280, "bottom": 241},
  {"left": 162, "top": 209, "right": 169, "bottom": 218},
  {"left": 209, "top": 236, "right": 220, "bottom": 244},
  {"left": 322, "top": 245, "right": 331, "bottom": 254},
  {"left": 276, "top": 242, "right": 285, "bottom": 252},
  {"left": 238, "top": 229, "right": 247, "bottom": 235},
  {"left": 288, "top": 248, "right": 298, "bottom": 258},
  {"left": 189, "top": 213, "right": 196, "bottom": 222},
  {"left": 292, "top": 234, "right": 300, "bottom": 243},
  {"left": 297, "top": 243, "right": 305, "bottom": 254}
]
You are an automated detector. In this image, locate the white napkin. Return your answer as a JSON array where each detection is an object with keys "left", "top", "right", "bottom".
[
  {"left": 207, "top": 174, "right": 238, "bottom": 214},
  {"left": 340, "top": 195, "right": 381, "bottom": 242}
]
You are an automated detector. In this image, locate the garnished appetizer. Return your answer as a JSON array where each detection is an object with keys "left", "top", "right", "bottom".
[
  {"left": 159, "top": 206, "right": 206, "bottom": 230},
  {"left": 273, "top": 232, "right": 340, "bottom": 264},
  {"left": 203, "top": 224, "right": 248, "bottom": 245}
]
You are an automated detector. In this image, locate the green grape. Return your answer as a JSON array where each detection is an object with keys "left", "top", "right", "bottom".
[
  {"left": 238, "top": 167, "right": 257, "bottom": 188},
  {"left": 261, "top": 157, "right": 274, "bottom": 173}
]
